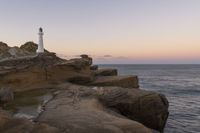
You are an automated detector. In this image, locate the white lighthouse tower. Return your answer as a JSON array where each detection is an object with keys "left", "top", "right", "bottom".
[{"left": 36, "top": 27, "right": 44, "bottom": 53}]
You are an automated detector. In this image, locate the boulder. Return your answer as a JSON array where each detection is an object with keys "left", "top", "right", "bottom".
[
  {"left": 98, "top": 87, "right": 169, "bottom": 132},
  {"left": 90, "top": 65, "right": 98, "bottom": 70},
  {"left": 36, "top": 84, "right": 152, "bottom": 133},
  {"left": 89, "top": 75, "right": 139, "bottom": 88},
  {"left": 94, "top": 68, "right": 117, "bottom": 76}
]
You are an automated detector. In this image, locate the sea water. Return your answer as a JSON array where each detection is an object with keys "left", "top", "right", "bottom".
[{"left": 98, "top": 64, "right": 200, "bottom": 133}]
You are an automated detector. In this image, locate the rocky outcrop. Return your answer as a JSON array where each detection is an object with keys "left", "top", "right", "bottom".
[
  {"left": 68, "top": 75, "right": 94, "bottom": 84},
  {"left": 36, "top": 84, "right": 168, "bottom": 132},
  {"left": 0, "top": 41, "right": 50, "bottom": 60},
  {"left": 0, "top": 42, "right": 30, "bottom": 60},
  {"left": 0, "top": 43, "right": 169, "bottom": 132},
  {"left": 94, "top": 68, "right": 118, "bottom": 76},
  {"left": 89, "top": 75, "right": 139, "bottom": 88},
  {"left": 98, "top": 87, "right": 169, "bottom": 132},
  {"left": 0, "top": 42, "right": 9, "bottom": 52},
  {"left": 36, "top": 84, "right": 152, "bottom": 133},
  {"left": 80, "top": 54, "right": 92, "bottom": 66},
  {"left": 0, "top": 53, "right": 93, "bottom": 92},
  {"left": 20, "top": 41, "right": 49, "bottom": 53}
]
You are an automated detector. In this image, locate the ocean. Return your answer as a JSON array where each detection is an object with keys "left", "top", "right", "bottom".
[{"left": 98, "top": 64, "right": 200, "bottom": 133}]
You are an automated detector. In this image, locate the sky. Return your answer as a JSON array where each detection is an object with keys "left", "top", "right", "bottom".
[{"left": 0, "top": 0, "right": 200, "bottom": 64}]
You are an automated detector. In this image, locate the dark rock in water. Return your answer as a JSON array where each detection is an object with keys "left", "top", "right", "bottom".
[
  {"left": 36, "top": 84, "right": 152, "bottom": 133},
  {"left": 0, "top": 88, "right": 14, "bottom": 104},
  {"left": 94, "top": 68, "right": 118, "bottom": 76},
  {"left": 89, "top": 75, "right": 139, "bottom": 88},
  {"left": 90, "top": 65, "right": 98, "bottom": 70}
]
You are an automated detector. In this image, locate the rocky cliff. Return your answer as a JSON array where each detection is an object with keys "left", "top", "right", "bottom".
[
  {"left": 0, "top": 41, "right": 48, "bottom": 60},
  {"left": 0, "top": 42, "right": 169, "bottom": 133}
]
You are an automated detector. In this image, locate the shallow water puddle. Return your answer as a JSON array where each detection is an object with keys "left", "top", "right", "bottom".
[{"left": 4, "top": 89, "right": 54, "bottom": 120}]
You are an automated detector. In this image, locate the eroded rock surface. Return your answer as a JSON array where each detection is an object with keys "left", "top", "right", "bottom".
[
  {"left": 89, "top": 75, "right": 139, "bottom": 88},
  {"left": 36, "top": 84, "right": 152, "bottom": 133},
  {"left": 20, "top": 41, "right": 49, "bottom": 53},
  {"left": 0, "top": 109, "right": 60, "bottom": 133},
  {"left": 94, "top": 68, "right": 118, "bottom": 76},
  {"left": 0, "top": 42, "right": 36, "bottom": 60},
  {"left": 0, "top": 42, "right": 169, "bottom": 132},
  {"left": 98, "top": 87, "right": 169, "bottom": 132},
  {"left": 37, "top": 84, "right": 168, "bottom": 132},
  {"left": 0, "top": 53, "right": 93, "bottom": 92}
]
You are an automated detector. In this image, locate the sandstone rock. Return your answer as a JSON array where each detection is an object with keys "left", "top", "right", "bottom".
[
  {"left": 0, "top": 42, "right": 36, "bottom": 60},
  {"left": 80, "top": 54, "right": 89, "bottom": 58},
  {"left": 0, "top": 42, "right": 9, "bottom": 52},
  {"left": 36, "top": 84, "right": 168, "bottom": 132},
  {"left": 0, "top": 109, "right": 11, "bottom": 127},
  {"left": 0, "top": 109, "right": 60, "bottom": 133},
  {"left": 94, "top": 68, "right": 118, "bottom": 76},
  {"left": 0, "top": 43, "right": 169, "bottom": 133},
  {"left": 8, "top": 47, "right": 31, "bottom": 57},
  {"left": 68, "top": 75, "right": 94, "bottom": 84},
  {"left": 90, "top": 65, "right": 98, "bottom": 70},
  {"left": 0, "top": 88, "right": 14, "bottom": 104},
  {"left": 36, "top": 84, "right": 152, "bottom": 133},
  {"left": 20, "top": 41, "right": 38, "bottom": 53},
  {"left": 80, "top": 54, "right": 92, "bottom": 66},
  {"left": 89, "top": 75, "right": 139, "bottom": 88},
  {"left": 98, "top": 87, "right": 169, "bottom": 132},
  {"left": 0, "top": 41, "right": 51, "bottom": 61},
  {"left": 0, "top": 53, "right": 93, "bottom": 92},
  {"left": 67, "top": 58, "right": 92, "bottom": 69},
  {"left": 0, "top": 119, "right": 60, "bottom": 133},
  {"left": 20, "top": 41, "right": 49, "bottom": 53},
  {"left": 31, "top": 123, "right": 60, "bottom": 133}
]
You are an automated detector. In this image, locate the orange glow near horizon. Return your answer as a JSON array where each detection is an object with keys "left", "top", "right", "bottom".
[{"left": 1, "top": 0, "right": 200, "bottom": 63}]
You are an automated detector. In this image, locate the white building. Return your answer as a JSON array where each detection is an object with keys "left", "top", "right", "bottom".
[{"left": 36, "top": 27, "right": 44, "bottom": 53}]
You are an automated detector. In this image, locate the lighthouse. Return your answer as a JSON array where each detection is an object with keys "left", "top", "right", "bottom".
[{"left": 36, "top": 27, "right": 44, "bottom": 53}]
